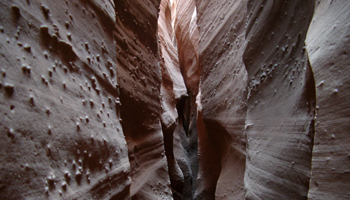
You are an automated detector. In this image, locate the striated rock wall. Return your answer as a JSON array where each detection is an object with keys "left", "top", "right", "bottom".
[
  {"left": 194, "top": 0, "right": 248, "bottom": 199},
  {"left": 0, "top": 0, "right": 130, "bottom": 199},
  {"left": 306, "top": 0, "right": 350, "bottom": 199},
  {"left": 242, "top": 0, "right": 316, "bottom": 199},
  {"left": 114, "top": 0, "right": 173, "bottom": 199}
]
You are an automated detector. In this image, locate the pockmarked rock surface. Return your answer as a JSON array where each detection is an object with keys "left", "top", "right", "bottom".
[
  {"left": 243, "top": 0, "right": 316, "bottom": 199},
  {"left": 306, "top": 1, "right": 350, "bottom": 199},
  {"left": 194, "top": 0, "right": 248, "bottom": 199},
  {"left": 114, "top": 0, "right": 173, "bottom": 199},
  {"left": 0, "top": 0, "right": 130, "bottom": 199}
]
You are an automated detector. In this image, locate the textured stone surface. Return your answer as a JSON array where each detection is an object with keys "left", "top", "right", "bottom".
[
  {"left": 243, "top": 1, "right": 316, "bottom": 199},
  {"left": 174, "top": 0, "right": 200, "bottom": 95},
  {"left": 306, "top": 1, "right": 350, "bottom": 199},
  {"left": 0, "top": 0, "right": 130, "bottom": 199},
  {"left": 195, "top": 0, "right": 248, "bottom": 199},
  {"left": 1, "top": 0, "right": 350, "bottom": 199},
  {"left": 114, "top": 0, "right": 173, "bottom": 199}
]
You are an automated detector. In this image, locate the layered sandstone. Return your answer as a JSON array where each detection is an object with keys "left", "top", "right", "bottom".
[{"left": 171, "top": 0, "right": 200, "bottom": 199}]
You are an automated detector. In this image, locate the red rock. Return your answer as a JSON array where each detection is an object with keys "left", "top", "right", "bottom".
[{"left": 1, "top": 0, "right": 349, "bottom": 199}]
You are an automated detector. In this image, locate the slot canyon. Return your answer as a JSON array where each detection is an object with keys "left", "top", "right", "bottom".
[{"left": 0, "top": 0, "right": 349, "bottom": 199}]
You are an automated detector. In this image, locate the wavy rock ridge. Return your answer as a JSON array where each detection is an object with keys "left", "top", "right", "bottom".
[{"left": 0, "top": 0, "right": 350, "bottom": 199}]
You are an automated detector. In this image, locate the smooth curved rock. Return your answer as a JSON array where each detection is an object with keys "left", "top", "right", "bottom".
[
  {"left": 306, "top": 1, "right": 350, "bottom": 199},
  {"left": 174, "top": 0, "right": 200, "bottom": 95},
  {"left": 171, "top": 0, "right": 200, "bottom": 199},
  {"left": 158, "top": 0, "right": 187, "bottom": 199},
  {"left": 194, "top": 0, "right": 248, "bottom": 199},
  {"left": 2, "top": 0, "right": 350, "bottom": 199}
]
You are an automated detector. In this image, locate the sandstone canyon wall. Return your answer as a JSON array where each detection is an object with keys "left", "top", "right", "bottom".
[
  {"left": 172, "top": 0, "right": 200, "bottom": 199},
  {"left": 194, "top": 0, "right": 248, "bottom": 199},
  {"left": 306, "top": 0, "right": 350, "bottom": 199},
  {"left": 158, "top": 0, "right": 187, "bottom": 199},
  {"left": 242, "top": 1, "right": 316, "bottom": 199},
  {"left": 0, "top": 0, "right": 130, "bottom": 199},
  {"left": 114, "top": 0, "right": 173, "bottom": 199},
  {"left": 1, "top": 0, "right": 350, "bottom": 200}
]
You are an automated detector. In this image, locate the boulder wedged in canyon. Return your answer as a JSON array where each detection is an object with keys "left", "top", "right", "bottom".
[
  {"left": 243, "top": 1, "right": 316, "bottom": 199},
  {"left": 114, "top": 0, "right": 173, "bottom": 199},
  {"left": 194, "top": 0, "right": 248, "bottom": 199},
  {"left": 306, "top": 1, "right": 350, "bottom": 199},
  {"left": 0, "top": 0, "right": 130, "bottom": 199}
]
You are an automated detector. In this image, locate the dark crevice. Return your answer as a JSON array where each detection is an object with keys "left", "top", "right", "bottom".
[
  {"left": 171, "top": 90, "right": 199, "bottom": 200},
  {"left": 176, "top": 94, "right": 189, "bottom": 136},
  {"left": 161, "top": 121, "right": 184, "bottom": 200}
]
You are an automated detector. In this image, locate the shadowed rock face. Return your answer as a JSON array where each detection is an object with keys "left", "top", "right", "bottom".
[
  {"left": 0, "top": 0, "right": 130, "bottom": 199},
  {"left": 1, "top": 0, "right": 350, "bottom": 199},
  {"left": 114, "top": 0, "right": 173, "bottom": 199},
  {"left": 243, "top": 1, "right": 316, "bottom": 199}
]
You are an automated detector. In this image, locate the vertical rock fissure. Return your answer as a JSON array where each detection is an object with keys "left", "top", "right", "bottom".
[{"left": 172, "top": 0, "right": 201, "bottom": 197}]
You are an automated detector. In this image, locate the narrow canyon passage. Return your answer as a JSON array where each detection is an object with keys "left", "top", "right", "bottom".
[
  {"left": 0, "top": 0, "right": 349, "bottom": 200},
  {"left": 157, "top": 0, "right": 199, "bottom": 199},
  {"left": 151, "top": 0, "right": 316, "bottom": 199}
]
